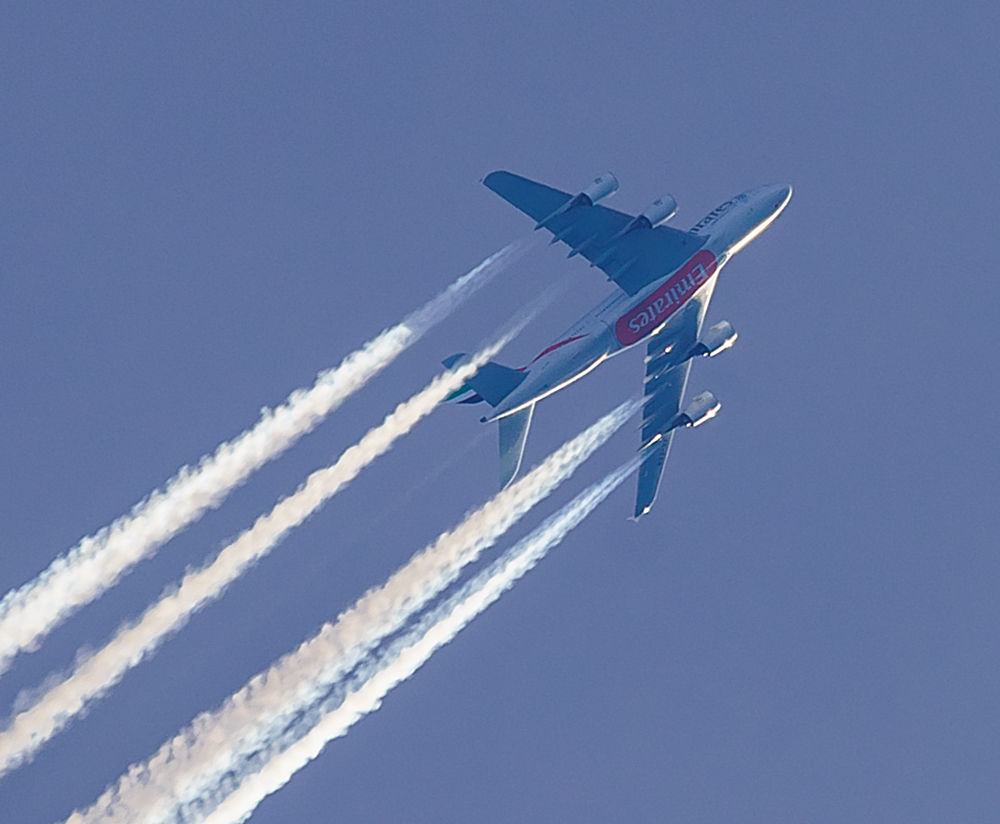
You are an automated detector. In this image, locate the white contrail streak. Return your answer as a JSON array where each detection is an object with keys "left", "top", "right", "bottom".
[
  {"left": 0, "top": 315, "right": 532, "bottom": 777},
  {"left": 198, "top": 457, "right": 641, "bottom": 824},
  {"left": 64, "top": 400, "right": 639, "bottom": 824},
  {"left": 0, "top": 242, "right": 528, "bottom": 677}
]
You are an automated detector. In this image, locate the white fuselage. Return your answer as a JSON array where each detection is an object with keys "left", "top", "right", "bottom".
[{"left": 488, "top": 184, "right": 792, "bottom": 420}]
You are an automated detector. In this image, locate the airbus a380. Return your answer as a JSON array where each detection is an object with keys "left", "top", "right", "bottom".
[{"left": 446, "top": 171, "right": 792, "bottom": 518}]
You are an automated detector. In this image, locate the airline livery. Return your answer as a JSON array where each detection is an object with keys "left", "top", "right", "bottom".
[{"left": 445, "top": 171, "right": 792, "bottom": 518}]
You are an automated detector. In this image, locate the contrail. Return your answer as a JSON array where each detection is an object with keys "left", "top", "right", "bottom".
[
  {"left": 0, "top": 310, "right": 534, "bottom": 778},
  {"left": 196, "top": 457, "right": 641, "bottom": 824},
  {"left": 0, "top": 241, "right": 528, "bottom": 677},
  {"left": 63, "top": 400, "right": 639, "bottom": 824}
]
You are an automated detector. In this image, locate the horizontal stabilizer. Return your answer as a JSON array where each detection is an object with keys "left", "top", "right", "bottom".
[
  {"left": 441, "top": 353, "right": 467, "bottom": 369},
  {"left": 499, "top": 403, "right": 535, "bottom": 488},
  {"left": 442, "top": 354, "right": 527, "bottom": 407}
]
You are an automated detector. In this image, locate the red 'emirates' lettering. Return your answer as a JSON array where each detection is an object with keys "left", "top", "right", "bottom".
[{"left": 614, "top": 250, "right": 718, "bottom": 346}]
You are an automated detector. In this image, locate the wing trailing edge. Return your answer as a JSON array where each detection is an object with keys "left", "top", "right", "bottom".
[
  {"left": 483, "top": 170, "right": 705, "bottom": 296},
  {"left": 634, "top": 438, "right": 672, "bottom": 519}
]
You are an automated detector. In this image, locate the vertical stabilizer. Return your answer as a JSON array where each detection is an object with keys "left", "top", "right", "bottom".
[{"left": 498, "top": 403, "right": 535, "bottom": 488}]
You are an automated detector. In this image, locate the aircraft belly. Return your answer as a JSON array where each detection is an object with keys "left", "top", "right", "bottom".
[
  {"left": 612, "top": 250, "right": 718, "bottom": 346},
  {"left": 489, "top": 241, "right": 724, "bottom": 421},
  {"left": 492, "top": 326, "right": 616, "bottom": 418}
]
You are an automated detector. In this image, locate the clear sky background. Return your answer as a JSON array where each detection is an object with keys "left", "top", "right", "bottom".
[{"left": 2, "top": 2, "right": 998, "bottom": 822}]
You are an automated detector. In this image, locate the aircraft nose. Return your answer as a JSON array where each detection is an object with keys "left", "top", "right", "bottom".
[
  {"left": 766, "top": 184, "right": 793, "bottom": 215},
  {"left": 748, "top": 183, "right": 792, "bottom": 207}
]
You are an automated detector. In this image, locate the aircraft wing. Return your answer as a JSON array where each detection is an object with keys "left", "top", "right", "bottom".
[
  {"left": 635, "top": 353, "right": 693, "bottom": 519},
  {"left": 634, "top": 300, "right": 705, "bottom": 518},
  {"left": 484, "top": 171, "right": 706, "bottom": 296}
]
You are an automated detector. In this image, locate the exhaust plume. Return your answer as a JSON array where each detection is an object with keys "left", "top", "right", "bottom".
[
  {"left": 64, "top": 400, "right": 638, "bottom": 824},
  {"left": 0, "top": 242, "right": 527, "bottom": 677},
  {"left": 198, "top": 457, "right": 641, "bottom": 824},
  {"left": 0, "top": 313, "right": 535, "bottom": 778}
]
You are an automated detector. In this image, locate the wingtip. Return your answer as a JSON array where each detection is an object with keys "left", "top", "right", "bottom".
[
  {"left": 629, "top": 505, "right": 652, "bottom": 522},
  {"left": 482, "top": 170, "right": 507, "bottom": 189},
  {"left": 442, "top": 353, "right": 469, "bottom": 369}
]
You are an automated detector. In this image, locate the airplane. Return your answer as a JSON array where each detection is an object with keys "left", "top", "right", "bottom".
[{"left": 444, "top": 171, "right": 792, "bottom": 518}]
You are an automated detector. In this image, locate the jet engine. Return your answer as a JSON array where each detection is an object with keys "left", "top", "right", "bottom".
[
  {"left": 580, "top": 173, "right": 620, "bottom": 205},
  {"left": 641, "top": 195, "right": 678, "bottom": 226},
  {"left": 644, "top": 321, "right": 738, "bottom": 377},
  {"left": 535, "top": 173, "right": 619, "bottom": 230},
  {"left": 613, "top": 194, "right": 678, "bottom": 241},
  {"left": 678, "top": 390, "right": 722, "bottom": 427},
  {"left": 640, "top": 390, "right": 721, "bottom": 449},
  {"left": 689, "top": 320, "right": 738, "bottom": 358}
]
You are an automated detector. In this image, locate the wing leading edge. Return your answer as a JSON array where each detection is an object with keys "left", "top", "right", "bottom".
[{"left": 484, "top": 170, "right": 706, "bottom": 296}]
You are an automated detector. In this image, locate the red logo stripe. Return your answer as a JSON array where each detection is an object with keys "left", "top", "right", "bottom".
[
  {"left": 614, "top": 250, "right": 718, "bottom": 346},
  {"left": 529, "top": 334, "right": 587, "bottom": 365}
]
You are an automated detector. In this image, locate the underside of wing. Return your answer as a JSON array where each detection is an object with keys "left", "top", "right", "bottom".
[
  {"left": 482, "top": 171, "right": 578, "bottom": 225},
  {"left": 634, "top": 299, "right": 705, "bottom": 519},
  {"left": 589, "top": 223, "right": 705, "bottom": 296},
  {"left": 635, "top": 439, "right": 672, "bottom": 520},
  {"left": 636, "top": 358, "right": 693, "bottom": 519},
  {"left": 484, "top": 170, "right": 705, "bottom": 296}
]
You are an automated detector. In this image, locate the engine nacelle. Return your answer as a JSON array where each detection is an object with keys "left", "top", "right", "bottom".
[
  {"left": 640, "top": 389, "right": 721, "bottom": 447},
  {"left": 580, "top": 173, "right": 619, "bottom": 205},
  {"left": 612, "top": 194, "right": 679, "bottom": 242},
  {"left": 641, "top": 195, "right": 678, "bottom": 227},
  {"left": 691, "top": 320, "right": 738, "bottom": 358},
  {"left": 644, "top": 321, "right": 737, "bottom": 378},
  {"left": 536, "top": 172, "right": 619, "bottom": 230},
  {"left": 678, "top": 390, "right": 721, "bottom": 427}
]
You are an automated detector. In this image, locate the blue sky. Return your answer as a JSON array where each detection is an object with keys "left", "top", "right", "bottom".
[{"left": 2, "top": 2, "right": 999, "bottom": 822}]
